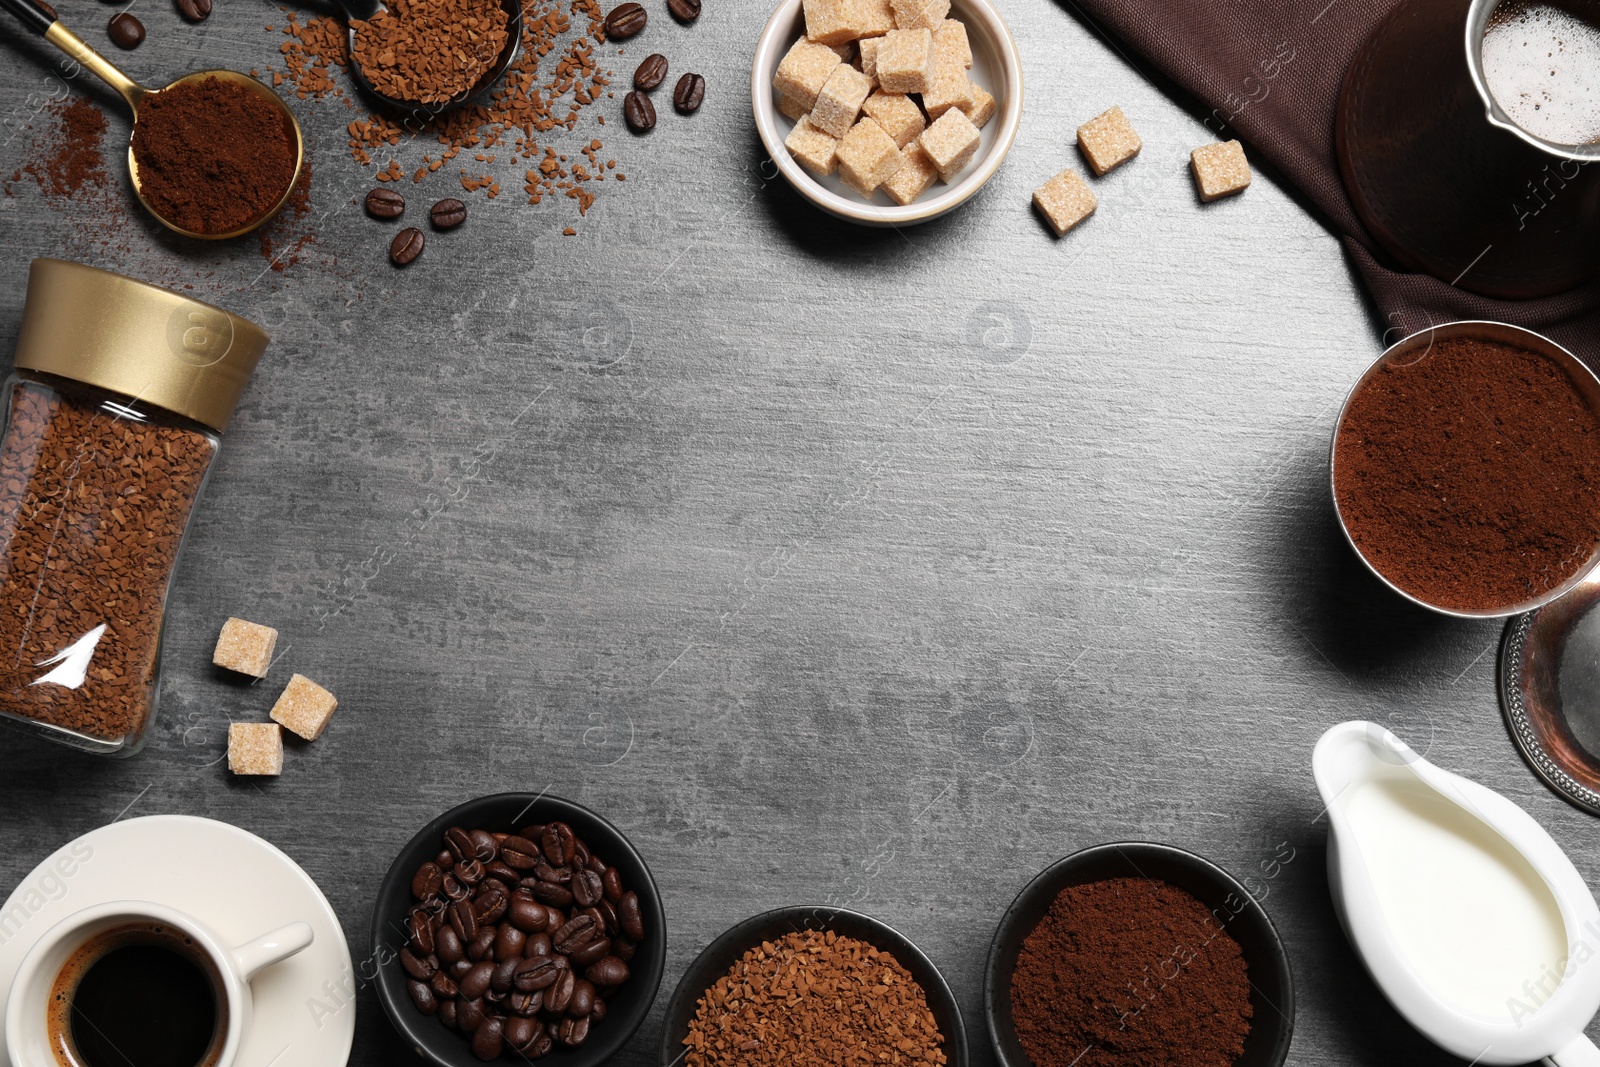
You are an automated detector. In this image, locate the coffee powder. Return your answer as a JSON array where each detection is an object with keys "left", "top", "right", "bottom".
[
  {"left": 130, "top": 76, "right": 298, "bottom": 235},
  {"left": 0, "top": 381, "right": 215, "bottom": 744},
  {"left": 1010, "top": 878, "right": 1252, "bottom": 1067},
  {"left": 1334, "top": 337, "right": 1600, "bottom": 611},
  {"left": 683, "top": 929, "right": 948, "bottom": 1067}
]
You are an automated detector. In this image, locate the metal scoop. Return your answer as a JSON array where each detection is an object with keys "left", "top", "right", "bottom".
[
  {"left": 0, "top": 0, "right": 304, "bottom": 240},
  {"left": 326, "top": 0, "right": 522, "bottom": 114}
]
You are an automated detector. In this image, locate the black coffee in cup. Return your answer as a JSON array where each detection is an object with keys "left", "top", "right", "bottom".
[
  {"left": 1483, "top": 0, "right": 1600, "bottom": 145},
  {"left": 47, "top": 922, "right": 227, "bottom": 1067}
]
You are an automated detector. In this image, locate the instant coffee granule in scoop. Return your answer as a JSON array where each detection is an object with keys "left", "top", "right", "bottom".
[
  {"left": 1010, "top": 878, "right": 1252, "bottom": 1067},
  {"left": 350, "top": 0, "right": 510, "bottom": 104}
]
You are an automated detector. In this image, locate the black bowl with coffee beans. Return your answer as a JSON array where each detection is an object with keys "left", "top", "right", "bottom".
[{"left": 373, "top": 794, "right": 665, "bottom": 1064}]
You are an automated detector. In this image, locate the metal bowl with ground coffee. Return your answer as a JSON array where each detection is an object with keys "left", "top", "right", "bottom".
[{"left": 1332, "top": 322, "right": 1600, "bottom": 616}]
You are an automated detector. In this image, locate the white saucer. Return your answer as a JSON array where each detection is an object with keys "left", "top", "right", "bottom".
[{"left": 0, "top": 814, "right": 354, "bottom": 1066}]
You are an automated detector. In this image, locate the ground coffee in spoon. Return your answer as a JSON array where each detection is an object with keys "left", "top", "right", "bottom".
[{"left": 1010, "top": 878, "right": 1252, "bottom": 1067}]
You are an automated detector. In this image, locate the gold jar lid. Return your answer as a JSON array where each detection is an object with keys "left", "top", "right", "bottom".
[{"left": 13, "top": 259, "right": 268, "bottom": 432}]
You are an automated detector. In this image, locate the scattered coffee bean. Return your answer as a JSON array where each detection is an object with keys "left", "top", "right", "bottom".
[
  {"left": 667, "top": 0, "right": 699, "bottom": 20},
  {"left": 390, "top": 227, "right": 425, "bottom": 266},
  {"left": 107, "top": 12, "right": 144, "bottom": 48},
  {"left": 604, "top": 1, "right": 647, "bottom": 37},
  {"left": 430, "top": 197, "right": 466, "bottom": 229},
  {"left": 634, "top": 53, "right": 669, "bottom": 91},
  {"left": 624, "top": 90, "right": 656, "bottom": 131},
  {"left": 174, "top": 0, "right": 210, "bottom": 22},
  {"left": 673, "top": 72, "right": 705, "bottom": 114},
  {"left": 365, "top": 187, "right": 405, "bottom": 219}
]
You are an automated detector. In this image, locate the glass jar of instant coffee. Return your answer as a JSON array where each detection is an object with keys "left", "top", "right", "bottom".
[{"left": 0, "top": 260, "right": 267, "bottom": 755}]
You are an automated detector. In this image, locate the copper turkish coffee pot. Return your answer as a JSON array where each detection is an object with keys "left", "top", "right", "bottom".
[{"left": 1338, "top": 0, "right": 1600, "bottom": 299}]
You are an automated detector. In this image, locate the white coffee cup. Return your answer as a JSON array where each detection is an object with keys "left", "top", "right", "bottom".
[{"left": 4, "top": 899, "right": 313, "bottom": 1067}]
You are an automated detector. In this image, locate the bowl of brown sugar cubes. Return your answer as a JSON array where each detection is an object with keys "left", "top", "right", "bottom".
[{"left": 752, "top": 0, "right": 1022, "bottom": 224}]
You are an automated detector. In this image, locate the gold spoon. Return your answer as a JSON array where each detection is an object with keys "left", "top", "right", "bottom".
[{"left": 1, "top": 0, "right": 304, "bottom": 240}]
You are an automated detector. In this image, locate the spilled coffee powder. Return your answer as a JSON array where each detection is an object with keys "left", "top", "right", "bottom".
[
  {"left": 1334, "top": 338, "right": 1600, "bottom": 611},
  {"left": 130, "top": 76, "right": 298, "bottom": 234},
  {"left": 683, "top": 929, "right": 947, "bottom": 1067},
  {"left": 1010, "top": 878, "right": 1252, "bottom": 1067}
]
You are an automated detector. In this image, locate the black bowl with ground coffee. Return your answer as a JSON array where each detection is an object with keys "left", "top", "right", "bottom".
[
  {"left": 985, "top": 842, "right": 1294, "bottom": 1067},
  {"left": 1332, "top": 321, "right": 1600, "bottom": 617}
]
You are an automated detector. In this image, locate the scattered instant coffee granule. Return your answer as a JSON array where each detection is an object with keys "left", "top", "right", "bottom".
[
  {"left": 1011, "top": 878, "right": 1252, "bottom": 1067},
  {"left": 130, "top": 76, "right": 299, "bottom": 234},
  {"left": 1334, "top": 338, "right": 1600, "bottom": 611},
  {"left": 683, "top": 929, "right": 947, "bottom": 1067},
  {"left": 267, "top": 0, "right": 617, "bottom": 224},
  {"left": 350, "top": 0, "right": 510, "bottom": 104},
  {"left": 0, "top": 382, "right": 215, "bottom": 743}
]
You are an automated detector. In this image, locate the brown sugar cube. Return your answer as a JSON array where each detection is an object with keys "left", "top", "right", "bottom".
[
  {"left": 1033, "top": 167, "right": 1097, "bottom": 236},
  {"left": 858, "top": 36, "right": 881, "bottom": 80},
  {"left": 269, "top": 673, "right": 339, "bottom": 741},
  {"left": 919, "top": 107, "right": 981, "bottom": 181},
  {"left": 876, "top": 28, "right": 933, "bottom": 94},
  {"left": 890, "top": 0, "right": 947, "bottom": 31},
  {"left": 921, "top": 41, "right": 974, "bottom": 118},
  {"left": 961, "top": 81, "right": 996, "bottom": 128},
  {"left": 786, "top": 114, "right": 841, "bottom": 176},
  {"left": 934, "top": 18, "right": 971, "bottom": 67},
  {"left": 857, "top": 0, "right": 894, "bottom": 37},
  {"left": 1077, "top": 105, "right": 1142, "bottom": 176},
  {"left": 812, "top": 64, "right": 874, "bottom": 137},
  {"left": 883, "top": 142, "right": 939, "bottom": 204},
  {"left": 780, "top": 91, "right": 811, "bottom": 121},
  {"left": 836, "top": 117, "right": 902, "bottom": 196},
  {"left": 1190, "top": 139, "right": 1252, "bottom": 201},
  {"left": 862, "top": 90, "right": 925, "bottom": 147},
  {"left": 775, "top": 38, "right": 842, "bottom": 111},
  {"left": 804, "top": 0, "right": 869, "bottom": 44},
  {"left": 213, "top": 617, "right": 278, "bottom": 678},
  {"left": 228, "top": 722, "right": 283, "bottom": 776}
]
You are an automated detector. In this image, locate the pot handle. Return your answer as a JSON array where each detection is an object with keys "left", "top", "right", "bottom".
[
  {"left": 1546, "top": 1035, "right": 1600, "bottom": 1067},
  {"left": 231, "top": 921, "right": 314, "bottom": 981}
]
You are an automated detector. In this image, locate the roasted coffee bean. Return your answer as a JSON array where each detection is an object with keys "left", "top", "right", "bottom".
[
  {"left": 505, "top": 1015, "right": 542, "bottom": 1053},
  {"left": 366, "top": 187, "right": 406, "bottom": 220},
  {"left": 107, "top": 12, "right": 144, "bottom": 48},
  {"left": 673, "top": 72, "right": 705, "bottom": 113},
  {"left": 585, "top": 956, "right": 629, "bottom": 987},
  {"left": 533, "top": 862, "right": 571, "bottom": 885},
  {"left": 429, "top": 198, "right": 467, "bottom": 230},
  {"left": 474, "top": 884, "right": 509, "bottom": 924},
  {"left": 667, "top": 0, "right": 699, "bottom": 20},
  {"left": 467, "top": 927, "right": 496, "bottom": 962},
  {"left": 590, "top": 998, "right": 607, "bottom": 1023},
  {"left": 501, "top": 836, "right": 539, "bottom": 868},
  {"left": 513, "top": 955, "right": 562, "bottom": 992},
  {"left": 569, "top": 936, "right": 611, "bottom": 967},
  {"left": 524, "top": 932, "right": 553, "bottom": 958},
  {"left": 431, "top": 971, "right": 459, "bottom": 999},
  {"left": 455, "top": 857, "right": 485, "bottom": 886},
  {"left": 508, "top": 988, "right": 543, "bottom": 1016},
  {"left": 484, "top": 987, "right": 506, "bottom": 1006},
  {"left": 439, "top": 998, "right": 459, "bottom": 1029},
  {"left": 408, "top": 978, "right": 438, "bottom": 1015},
  {"left": 558, "top": 1014, "right": 590, "bottom": 1047},
  {"left": 509, "top": 895, "right": 547, "bottom": 932},
  {"left": 436, "top": 923, "right": 465, "bottom": 964},
  {"left": 437, "top": 849, "right": 455, "bottom": 869},
  {"left": 569, "top": 979, "right": 595, "bottom": 1018},
  {"left": 540, "top": 823, "right": 578, "bottom": 866},
  {"left": 546, "top": 967, "right": 576, "bottom": 1013},
  {"left": 400, "top": 948, "right": 434, "bottom": 981},
  {"left": 532, "top": 880, "right": 574, "bottom": 907},
  {"left": 623, "top": 90, "right": 656, "bottom": 132},
  {"left": 457, "top": 996, "right": 486, "bottom": 1033},
  {"left": 469, "top": 829, "right": 498, "bottom": 860},
  {"left": 450, "top": 958, "right": 472, "bottom": 979},
  {"left": 442, "top": 872, "right": 468, "bottom": 902},
  {"left": 408, "top": 911, "right": 436, "bottom": 955},
  {"left": 595, "top": 899, "right": 619, "bottom": 935},
  {"left": 460, "top": 960, "right": 495, "bottom": 1000},
  {"left": 451, "top": 899, "right": 479, "bottom": 943},
  {"left": 618, "top": 891, "right": 644, "bottom": 941},
  {"left": 611, "top": 937, "right": 636, "bottom": 962},
  {"left": 484, "top": 860, "right": 521, "bottom": 886},
  {"left": 572, "top": 868, "right": 603, "bottom": 907},
  {"left": 604, "top": 1, "right": 646, "bottom": 37},
  {"left": 602, "top": 867, "right": 623, "bottom": 903},
  {"left": 444, "top": 828, "right": 474, "bottom": 861},
  {"left": 173, "top": 0, "right": 209, "bottom": 22},
  {"left": 553, "top": 914, "right": 599, "bottom": 952},
  {"left": 530, "top": 1032, "right": 555, "bottom": 1059},
  {"left": 634, "top": 54, "right": 668, "bottom": 91},
  {"left": 491, "top": 956, "right": 519, "bottom": 994},
  {"left": 518, "top": 824, "right": 546, "bottom": 841},
  {"left": 494, "top": 925, "right": 526, "bottom": 961},
  {"left": 388, "top": 225, "right": 425, "bottom": 265}
]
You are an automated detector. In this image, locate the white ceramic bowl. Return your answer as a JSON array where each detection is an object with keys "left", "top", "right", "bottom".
[{"left": 750, "top": 0, "right": 1023, "bottom": 226}]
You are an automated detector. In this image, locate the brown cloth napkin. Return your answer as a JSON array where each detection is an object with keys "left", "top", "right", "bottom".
[{"left": 1064, "top": 0, "right": 1600, "bottom": 364}]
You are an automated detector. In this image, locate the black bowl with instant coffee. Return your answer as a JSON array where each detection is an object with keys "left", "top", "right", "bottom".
[
  {"left": 372, "top": 794, "right": 665, "bottom": 1066},
  {"left": 659, "top": 905, "right": 969, "bottom": 1067},
  {"left": 986, "top": 843, "right": 1294, "bottom": 1067}
]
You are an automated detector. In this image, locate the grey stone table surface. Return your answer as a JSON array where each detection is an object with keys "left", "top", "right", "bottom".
[{"left": 0, "top": 0, "right": 1586, "bottom": 1063}]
